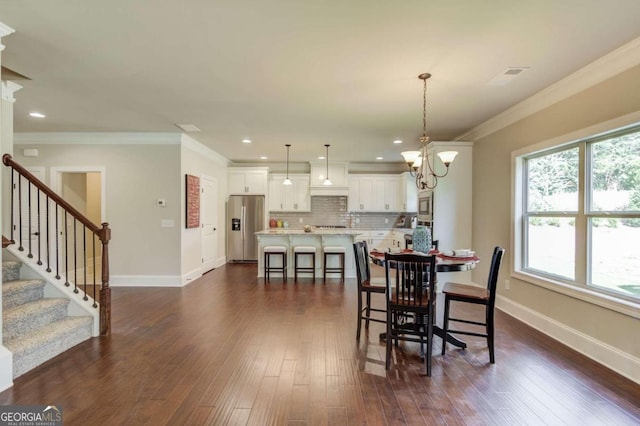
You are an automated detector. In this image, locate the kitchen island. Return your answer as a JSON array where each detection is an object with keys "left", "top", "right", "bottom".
[{"left": 255, "top": 229, "right": 363, "bottom": 279}]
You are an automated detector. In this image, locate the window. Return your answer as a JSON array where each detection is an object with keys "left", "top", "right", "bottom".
[{"left": 520, "top": 125, "right": 640, "bottom": 302}]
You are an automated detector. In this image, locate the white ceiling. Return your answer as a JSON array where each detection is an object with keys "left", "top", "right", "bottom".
[{"left": 2, "top": 0, "right": 640, "bottom": 164}]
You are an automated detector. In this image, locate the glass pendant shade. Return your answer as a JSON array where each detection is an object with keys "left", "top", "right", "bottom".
[{"left": 437, "top": 151, "right": 458, "bottom": 166}]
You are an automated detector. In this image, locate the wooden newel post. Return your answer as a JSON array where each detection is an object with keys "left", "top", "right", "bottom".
[{"left": 99, "top": 222, "right": 111, "bottom": 335}]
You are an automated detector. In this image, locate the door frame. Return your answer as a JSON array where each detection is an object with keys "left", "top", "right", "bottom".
[{"left": 50, "top": 166, "right": 107, "bottom": 223}]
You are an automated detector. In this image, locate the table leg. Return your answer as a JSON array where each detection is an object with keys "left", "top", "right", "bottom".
[{"left": 433, "top": 326, "right": 467, "bottom": 348}]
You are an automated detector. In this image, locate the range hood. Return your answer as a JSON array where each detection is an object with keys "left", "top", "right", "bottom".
[{"left": 309, "top": 161, "right": 349, "bottom": 196}]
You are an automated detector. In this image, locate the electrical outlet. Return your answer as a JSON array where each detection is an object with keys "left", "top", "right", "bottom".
[
  {"left": 385, "top": 218, "right": 389, "bottom": 224},
  {"left": 355, "top": 218, "right": 360, "bottom": 224},
  {"left": 505, "top": 279, "right": 510, "bottom": 290},
  {"left": 299, "top": 218, "right": 303, "bottom": 223}
]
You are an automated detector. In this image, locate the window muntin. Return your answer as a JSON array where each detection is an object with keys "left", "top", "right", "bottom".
[{"left": 521, "top": 126, "right": 640, "bottom": 301}]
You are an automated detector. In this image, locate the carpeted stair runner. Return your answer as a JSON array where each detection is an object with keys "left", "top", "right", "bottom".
[{"left": 2, "top": 260, "right": 92, "bottom": 378}]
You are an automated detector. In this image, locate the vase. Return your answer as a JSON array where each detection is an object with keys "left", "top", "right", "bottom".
[{"left": 412, "top": 225, "right": 432, "bottom": 253}]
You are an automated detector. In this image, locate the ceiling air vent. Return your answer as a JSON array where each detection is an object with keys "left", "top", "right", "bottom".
[
  {"left": 175, "top": 123, "right": 201, "bottom": 132},
  {"left": 488, "top": 67, "right": 530, "bottom": 86}
]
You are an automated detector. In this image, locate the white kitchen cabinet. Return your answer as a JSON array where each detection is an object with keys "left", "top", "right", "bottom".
[
  {"left": 357, "top": 229, "right": 395, "bottom": 252},
  {"left": 268, "top": 174, "right": 310, "bottom": 212},
  {"left": 348, "top": 175, "right": 399, "bottom": 212},
  {"left": 399, "top": 171, "right": 418, "bottom": 212},
  {"left": 228, "top": 167, "right": 268, "bottom": 195}
]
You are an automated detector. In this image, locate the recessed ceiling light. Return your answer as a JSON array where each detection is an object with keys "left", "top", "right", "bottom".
[
  {"left": 29, "top": 112, "right": 45, "bottom": 118},
  {"left": 393, "top": 140, "right": 402, "bottom": 144},
  {"left": 318, "top": 156, "right": 325, "bottom": 160},
  {"left": 260, "top": 156, "right": 267, "bottom": 160},
  {"left": 242, "top": 139, "right": 252, "bottom": 144},
  {"left": 376, "top": 157, "right": 383, "bottom": 160}
]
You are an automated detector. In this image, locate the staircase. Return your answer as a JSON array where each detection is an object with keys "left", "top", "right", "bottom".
[{"left": 2, "top": 259, "right": 92, "bottom": 378}]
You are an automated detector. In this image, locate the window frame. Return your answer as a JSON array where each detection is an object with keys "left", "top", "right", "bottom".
[{"left": 512, "top": 113, "right": 640, "bottom": 318}]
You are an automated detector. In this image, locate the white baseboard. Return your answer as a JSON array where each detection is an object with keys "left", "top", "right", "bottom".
[
  {"left": 110, "top": 275, "right": 183, "bottom": 287},
  {"left": 182, "top": 268, "right": 202, "bottom": 286},
  {"left": 496, "top": 295, "right": 640, "bottom": 385}
]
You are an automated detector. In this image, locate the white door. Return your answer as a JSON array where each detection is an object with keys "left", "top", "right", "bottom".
[{"left": 201, "top": 175, "right": 218, "bottom": 273}]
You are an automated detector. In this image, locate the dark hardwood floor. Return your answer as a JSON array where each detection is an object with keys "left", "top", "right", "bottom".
[{"left": 1, "top": 263, "right": 639, "bottom": 425}]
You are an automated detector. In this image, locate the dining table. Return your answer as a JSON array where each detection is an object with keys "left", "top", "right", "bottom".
[{"left": 368, "top": 249, "right": 480, "bottom": 349}]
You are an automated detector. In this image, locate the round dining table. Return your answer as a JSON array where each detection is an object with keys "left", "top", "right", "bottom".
[{"left": 368, "top": 249, "right": 480, "bottom": 349}]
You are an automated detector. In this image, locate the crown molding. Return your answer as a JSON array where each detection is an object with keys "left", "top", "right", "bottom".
[
  {"left": 1, "top": 81, "right": 21, "bottom": 102},
  {"left": 181, "top": 134, "right": 230, "bottom": 166},
  {"left": 456, "top": 36, "right": 640, "bottom": 141},
  {"left": 0, "top": 22, "right": 15, "bottom": 39},
  {"left": 14, "top": 132, "right": 182, "bottom": 145}
]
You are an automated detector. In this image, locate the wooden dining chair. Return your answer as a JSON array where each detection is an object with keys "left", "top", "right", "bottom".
[
  {"left": 384, "top": 252, "right": 437, "bottom": 376},
  {"left": 441, "top": 246, "right": 505, "bottom": 363},
  {"left": 353, "top": 241, "right": 386, "bottom": 341}
]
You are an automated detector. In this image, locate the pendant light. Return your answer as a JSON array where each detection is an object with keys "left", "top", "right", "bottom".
[
  {"left": 283, "top": 144, "right": 292, "bottom": 185},
  {"left": 400, "top": 73, "right": 458, "bottom": 190},
  {"left": 323, "top": 144, "right": 332, "bottom": 186}
]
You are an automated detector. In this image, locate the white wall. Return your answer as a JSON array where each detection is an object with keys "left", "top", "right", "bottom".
[
  {"left": 13, "top": 135, "right": 183, "bottom": 286},
  {"left": 472, "top": 63, "right": 640, "bottom": 383},
  {"left": 180, "top": 135, "right": 229, "bottom": 284}
]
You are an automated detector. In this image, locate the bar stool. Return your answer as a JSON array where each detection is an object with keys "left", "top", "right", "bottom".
[
  {"left": 264, "top": 246, "right": 287, "bottom": 281},
  {"left": 294, "top": 246, "right": 316, "bottom": 281},
  {"left": 323, "top": 246, "right": 346, "bottom": 282}
]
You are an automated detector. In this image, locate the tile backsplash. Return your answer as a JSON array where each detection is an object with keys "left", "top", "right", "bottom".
[{"left": 269, "top": 196, "right": 414, "bottom": 229}]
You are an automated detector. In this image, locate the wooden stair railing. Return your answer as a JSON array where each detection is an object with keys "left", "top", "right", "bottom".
[{"left": 2, "top": 154, "right": 111, "bottom": 335}]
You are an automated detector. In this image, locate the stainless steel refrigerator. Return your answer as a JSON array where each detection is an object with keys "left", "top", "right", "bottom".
[{"left": 227, "top": 195, "right": 265, "bottom": 262}]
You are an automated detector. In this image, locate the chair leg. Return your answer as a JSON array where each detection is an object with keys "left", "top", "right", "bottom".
[
  {"left": 365, "top": 291, "right": 371, "bottom": 329},
  {"left": 441, "top": 296, "right": 450, "bottom": 356},
  {"left": 385, "top": 308, "right": 392, "bottom": 370},
  {"left": 283, "top": 253, "right": 287, "bottom": 281},
  {"left": 487, "top": 308, "right": 495, "bottom": 364},
  {"left": 426, "top": 318, "right": 434, "bottom": 377},
  {"left": 356, "top": 290, "right": 363, "bottom": 341}
]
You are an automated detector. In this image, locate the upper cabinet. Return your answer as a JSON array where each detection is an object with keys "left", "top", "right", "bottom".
[
  {"left": 348, "top": 175, "right": 400, "bottom": 212},
  {"left": 228, "top": 167, "right": 268, "bottom": 195},
  {"left": 399, "top": 171, "right": 418, "bottom": 212},
  {"left": 268, "top": 174, "right": 311, "bottom": 212}
]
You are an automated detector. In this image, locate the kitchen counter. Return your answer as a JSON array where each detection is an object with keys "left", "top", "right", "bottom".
[{"left": 255, "top": 229, "right": 362, "bottom": 279}]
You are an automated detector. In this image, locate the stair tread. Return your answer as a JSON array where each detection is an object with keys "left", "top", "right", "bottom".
[
  {"left": 4, "top": 297, "right": 69, "bottom": 321},
  {"left": 2, "top": 279, "right": 46, "bottom": 294},
  {"left": 4, "top": 316, "right": 93, "bottom": 354}
]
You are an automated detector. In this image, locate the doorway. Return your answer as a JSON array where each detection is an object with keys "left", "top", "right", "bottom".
[{"left": 51, "top": 167, "right": 106, "bottom": 284}]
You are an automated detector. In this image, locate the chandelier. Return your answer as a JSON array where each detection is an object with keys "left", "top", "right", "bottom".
[{"left": 401, "top": 73, "right": 458, "bottom": 190}]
